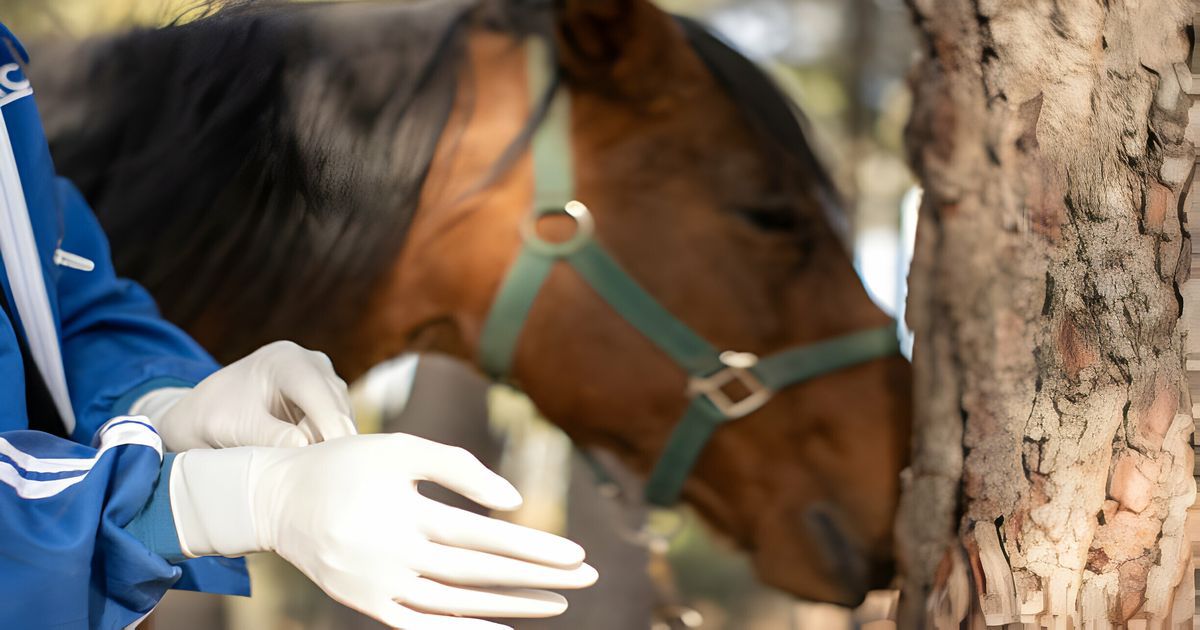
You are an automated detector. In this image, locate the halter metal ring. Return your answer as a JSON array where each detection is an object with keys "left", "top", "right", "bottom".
[
  {"left": 519, "top": 200, "right": 595, "bottom": 256},
  {"left": 687, "top": 351, "right": 773, "bottom": 419}
]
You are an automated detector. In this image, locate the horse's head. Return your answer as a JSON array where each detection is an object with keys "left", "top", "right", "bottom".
[
  {"left": 34, "top": 0, "right": 912, "bottom": 606},
  {"left": 379, "top": 0, "right": 913, "bottom": 605}
]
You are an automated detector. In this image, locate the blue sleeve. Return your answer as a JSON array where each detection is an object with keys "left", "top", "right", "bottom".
[
  {"left": 0, "top": 21, "right": 249, "bottom": 600},
  {"left": 0, "top": 418, "right": 181, "bottom": 628},
  {"left": 55, "top": 178, "right": 221, "bottom": 444},
  {"left": 0, "top": 21, "right": 218, "bottom": 445}
]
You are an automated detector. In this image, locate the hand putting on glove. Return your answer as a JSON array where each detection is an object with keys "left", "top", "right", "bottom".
[
  {"left": 169, "top": 433, "right": 598, "bottom": 629},
  {"left": 132, "top": 340, "right": 358, "bottom": 451}
]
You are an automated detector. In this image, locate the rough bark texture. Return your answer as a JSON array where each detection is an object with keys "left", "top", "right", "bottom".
[{"left": 898, "top": 0, "right": 1196, "bottom": 627}]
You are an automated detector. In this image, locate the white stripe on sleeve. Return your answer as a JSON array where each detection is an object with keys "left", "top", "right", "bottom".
[{"left": 0, "top": 417, "right": 162, "bottom": 499}]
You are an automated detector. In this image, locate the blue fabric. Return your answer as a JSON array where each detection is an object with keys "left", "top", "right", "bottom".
[
  {"left": 123, "top": 453, "right": 186, "bottom": 564},
  {"left": 0, "top": 422, "right": 180, "bottom": 629},
  {"left": 119, "top": 447, "right": 247, "bottom": 598},
  {"left": 0, "top": 23, "right": 29, "bottom": 64},
  {"left": 0, "top": 22, "right": 250, "bottom": 625},
  {"left": 55, "top": 178, "right": 222, "bottom": 443}
]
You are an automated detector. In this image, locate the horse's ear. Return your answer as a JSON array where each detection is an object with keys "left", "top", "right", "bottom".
[{"left": 553, "top": 0, "right": 689, "bottom": 96}]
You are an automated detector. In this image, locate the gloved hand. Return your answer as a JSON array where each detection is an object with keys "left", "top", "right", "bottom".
[
  {"left": 170, "top": 433, "right": 598, "bottom": 629},
  {"left": 133, "top": 341, "right": 357, "bottom": 451}
]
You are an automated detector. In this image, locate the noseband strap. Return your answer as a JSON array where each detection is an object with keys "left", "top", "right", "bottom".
[{"left": 479, "top": 38, "right": 900, "bottom": 506}]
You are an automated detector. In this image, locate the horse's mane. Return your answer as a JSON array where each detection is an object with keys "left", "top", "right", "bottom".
[
  {"left": 32, "top": 0, "right": 839, "bottom": 361},
  {"left": 36, "top": 0, "right": 489, "bottom": 358}
]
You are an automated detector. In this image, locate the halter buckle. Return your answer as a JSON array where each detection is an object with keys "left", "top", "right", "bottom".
[{"left": 687, "top": 351, "right": 773, "bottom": 419}]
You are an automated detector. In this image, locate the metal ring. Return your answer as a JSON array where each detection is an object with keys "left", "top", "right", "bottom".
[{"left": 519, "top": 200, "right": 595, "bottom": 256}]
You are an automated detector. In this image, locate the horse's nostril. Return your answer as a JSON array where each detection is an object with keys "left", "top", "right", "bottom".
[{"left": 803, "top": 502, "right": 871, "bottom": 598}]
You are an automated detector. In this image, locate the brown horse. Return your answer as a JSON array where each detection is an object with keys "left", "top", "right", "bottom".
[{"left": 34, "top": 0, "right": 911, "bottom": 606}]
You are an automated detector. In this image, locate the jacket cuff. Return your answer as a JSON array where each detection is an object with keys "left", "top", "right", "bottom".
[
  {"left": 123, "top": 453, "right": 187, "bottom": 564},
  {"left": 111, "top": 376, "right": 197, "bottom": 417},
  {"left": 72, "top": 358, "right": 218, "bottom": 445}
]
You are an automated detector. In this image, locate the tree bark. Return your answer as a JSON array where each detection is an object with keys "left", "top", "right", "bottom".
[{"left": 898, "top": 0, "right": 1196, "bottom": 627}]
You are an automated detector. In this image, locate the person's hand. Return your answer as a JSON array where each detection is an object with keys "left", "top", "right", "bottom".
[
  {"left": 136, "top": 341, "right": 357, "bottom": 451},
  {"left": 170, "top": 433, "right": 598, "bottom": 629}
]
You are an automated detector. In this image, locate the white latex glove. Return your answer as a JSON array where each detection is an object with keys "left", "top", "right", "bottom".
[
  {"left": 135, "top": 341, "right": 357, "bottom": 451},
  {"left": 169, "top": 433, "right": 598, "bottom": 629}
]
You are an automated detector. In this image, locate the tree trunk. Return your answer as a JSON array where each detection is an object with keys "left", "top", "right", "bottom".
[{"left": 897, "top": 1, "right": 1196, "bottom": 627}]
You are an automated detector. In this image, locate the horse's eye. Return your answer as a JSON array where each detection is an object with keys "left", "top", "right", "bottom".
[{"left": 734, "top": 205, "right": 798, "bottom": 232}]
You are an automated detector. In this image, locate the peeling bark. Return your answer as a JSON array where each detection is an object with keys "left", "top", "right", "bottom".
[{"left": 898, "top": 0, "right": 1196, "bottom": 627}]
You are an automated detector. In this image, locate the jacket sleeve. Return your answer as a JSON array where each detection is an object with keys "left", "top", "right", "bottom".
[
  {"left": 48, "top": 125, "right": 250, "bottom": 605},
  {"left": 0, "top": 20, "right": 248, "bottom": 602},
  {"left": 0, "top": 21, "right": 216, "bottom": 446},
  {"left": 0, "top": 417, "right": 183, "bottom": 628},
  {"left": 54, "top": 178, "right": 221, "bottom": 444}
]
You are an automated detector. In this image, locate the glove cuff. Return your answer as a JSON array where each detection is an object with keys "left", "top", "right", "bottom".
[{"left": 169, "top": 448, "right": 266, "bottom": 558}]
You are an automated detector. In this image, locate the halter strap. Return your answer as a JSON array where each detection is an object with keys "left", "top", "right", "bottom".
[{"left": 479, "top": 37, "right": 900, "bottom": 506}]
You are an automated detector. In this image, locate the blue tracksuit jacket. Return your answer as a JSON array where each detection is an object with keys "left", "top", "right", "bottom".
[{"left": 0, "top": 22, "right": 249, "bottom": 629}]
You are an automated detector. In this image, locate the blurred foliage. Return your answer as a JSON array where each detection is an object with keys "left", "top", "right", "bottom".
[
  {"left": 662, "top": 0, "right": 918, "bottom": 234},
  {"left": 0, "top": 0, "right": 204, "bottom": 35}
]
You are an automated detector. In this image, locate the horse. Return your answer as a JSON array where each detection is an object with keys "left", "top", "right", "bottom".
[{"left": 32, "top": 0, "right": 912, "bottom": 606}]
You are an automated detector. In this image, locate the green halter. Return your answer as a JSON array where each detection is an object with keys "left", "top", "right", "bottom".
[{"left": 479, "top": 38, "right": 900, "bottom": 507}]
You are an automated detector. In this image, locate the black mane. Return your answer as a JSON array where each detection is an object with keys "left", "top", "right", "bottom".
[
  {"left": 32, "top": 1, "right": 837, "bottom": 362},
  {"left": 36, "top": 0, "right": 482, "bottom": 358}
]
